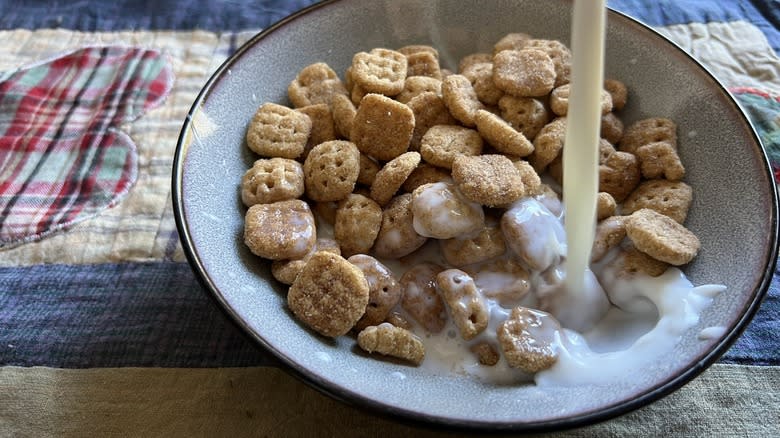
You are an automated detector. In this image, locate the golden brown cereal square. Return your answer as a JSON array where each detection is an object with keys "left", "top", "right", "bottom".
[
  {"left": 405, "top": 51, "right": 442, "bottom": 79},
  {"left": 493, "top": 49, "right": 556, "bottom": 97},
  {"left": 497, "top": 307, "right": 559, "bottom": 372},
  {"left": 350, "top": 93, "right": 415, "bottom": 161},
  {"left": 419, "top": 124, "right": 483, "bottom": 169},
  {"left": 441, "top": 74, "right": 486, "bottom": 127},
  {"left": 297, "top": 104, "right": 337, "bottom": 159},
  {"left": 246, "top": 102, "right": 312, "bottom": 159},
  {"left": 604, "top": 78, "right": 628, "bottom": 111},
  {"left": 458, "top": 52, "right": 493, "bottom": 73},
  {"left": 529, "top": 117, "right": 566, "bottom": 172},
  {"left": 622, "top": 179, "right": 693, "bottom": 224},
  {"left": 395, "top": 76, "right": 443, "bottom": 104},
  {"left": 241, "top": 157, "right": 305, "bottom": 206},
  {"left": 349, "top": 254, "right": 403, "bottom": 330},
  {"left": 620, "top": 117, "right": 677, "bottom": 154},
  {"left": 591, "top": 215, "right": 627, "bottom": 263},
  {"left": 406, "top": 92, "right": 458, "bottom": 152},
  {"left": 523, "top": 39, "right": 572, "bottom": 86},
  {"left": 601, "top": 112, "right": 624, "bottom": 145},
  {"left": 351, "top": 48, "right": 408, "bottom": 96},
  {"left": 288, "top": 62, "right": 348, "bottom": 108},
  {"left": 474, "top": 109, "right": 534, "bottom": 157},
  {"left": 596, "top": 192, "right": 617, "bottom": 220},
  {"left": 303, "top": 140, "right": 360, "bottom": 202},
  {"left": 452, "top": 154, "right": 525, "bottom": 206},
  {"left": 244, "top": 199, "right": 316, "bottom": 260},
  {"left": 411, "top": 182, "right": 485, "bottom": 239},
  {"left": 440, "top": 223, "right": 506, "bottom": 267},
  {"left": 498, "top": 95, "right": 550, "bottom": 141},
  {"left": 625, "top": 208, "right": 700, "bottom": 265},
  {"left": 271, "top": 238, "right": 341, "bottom": 285},
  {"left": 462, "top": 62, "right": 504, "bottom": 105},
  {"left": 357, "top": 153, "right": 381, "bottom": 186},
  {"left": 334, "top": 193, "right": 383, "bottom": 256},
  {"left": 636, "top": 141, "right": 685, "bottom": 181},
  {"left": 493, "top": 32, "right": 531, "bottom": 54},
  {"left": 330, "top": 94, "right": 357, "bottom": 140},
  {"left": 370, "top": 151, "right": 421, "bottom": 206},
  {"left": 599, "top": 150, "right": 641, "bottom": 202}
]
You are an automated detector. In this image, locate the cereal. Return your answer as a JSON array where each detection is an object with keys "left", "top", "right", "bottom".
[
  {"left": 622, "top": 179, "right": 693, "bottom": 224},
  {"left": 288, "top": 251, "right": 369, "bottom": 337},
  {"left": 462, "top": 62, "right": 504, "bottom": 105},
  {"left": 474, "top": 109, "right": 534, "bottom": 157},
  {"left": 458, "top": 52, "right": 492, "bottom": 74},
  {"left": 529, "top": 117, "right": 566, "bottom": 172},
  {"left": 405, "top": 51, "right": 442, "bottom": 80},
  {"left": 493, "top": 32, "right": 531, "bottom": 54},
  {"left": 419, "top": 124, "right": 483, "bottom": 169},
  {"left": 452, "top": 154, "right": 525, "bottom": 207},
  {"left": 395, "top": 76, "right": 442, "bottom": 104},
  {"left": 441, "top": 74, "right": 486, "bottom": 127},
  {"left": 619, "top": 117, "right": 677, "bottom": 154},
  {"left": 303, "top": 140, "right": 360, "bottom": 202},
  {"left": 498, "top": 95, "right": 550, "bottom": 141},
  {"left": 621, "top": 243, "right": 670, "bottom": 277},
  {"left": 241, "top": 157, "right": 304, "bottom": 206},
  {"left": 334, "top": 194, "right": 383, "bottom": 256},
  {"left": 357, "top": 322, "right": 425, "bottom": 365},
  {"left": 493, "top": 49, "right": 556, "bottom": 97},
  {"left": 600, "top": 112, "right": 624, "bottom": 145},
  {"left": 596, "top": 192, "right": 617, "bottom": 220},
  {"left": 271, "top": 238, "right": 341, "bottom": 285},
  {"left": 349, "top": 254, "right": 403, "bottom": 330},
  {"left": 288, "top": 62, "right": 348, "bottom": 108},
  {"left": 246, "top": 102, "right": 312, "bottom": 159},
  {"left": 350, "top": 93, "right": 415, "bottom": 161},
  {"left": 636, "top": 142, "right": 685, "bottom": 181},
  {"left": 297, "top": 104, "right": 337, "bottom": 159},
  {"left": 535, "top": 183, "right": 563, "bottom": 217},
  {"left": 436, "top": 269, "right": 489, "bottom": 340},
  {"left": 357, "top": 154, "right": 381, "bottom": 186},
  {"left": 549, "top": 84, "right": 612, "bottom": 116},
  {"left": 523, "top": 39, "right": 572, "bottom": 87},
  {"left": 465, "top": 258, "right": 531, "bottom": 305},
  {"left": 351, "top": 48, "right": 408, "bottom": 96},
  {"left": 312, "top": 201, "right": 337, "bottom": 226},
  {"left": 440, "top": 223, "right": 506, "bottom": 267},
  {"left": 370, "top": 152, "right": 421, "bottom": 206},
  {"left": 244, "top": 199, "right": 316, "bottom": 260},
  {"left": 604, "top": 78, "right": 628, "bottom": 111},
  {"left": 513, "top": 160, "right": 542, "bottom": 195},
  {"left": 397, "top": 44, "right": 439, "bottom": 59},
  {"left": 625, "top": 208, "right": 701, "bottom": 265},
  {"left": 400, "top": 263, "right": 447, "bottom": 333},
  {"left": 384, "top": 311, "right": 413, "bottom": 330},
  {"left": 471, "top": 342, "right": 500, "bottom": 366},
  {"left": 330, "top": 94, "right": 357, "bottom": 139},
  {"left": 497, "top": 307, "right": 559, "bottom": 373},
  {"left": 591, "top": 215, "right": 627, "bottom": 263},
  {"left": 350, "top": 82, "right": 368, "bottom": 106},
  {"left": 372, "top": 193, "right": 428, "bottom": 258},
  {"left": 402, "top": 163, "right": 451, "bottom": 193},
  {"left": 599, "top": 150, "right": 641, "bottom": 202},
  {"left": 502, "top": 198, "right": 565, "bottom": 272},
  {"left": 406, "top": 92, "right": 458, "bottom": 151},
  {"left": 411, "top": 182, "right": 485, "bottom": 239}
]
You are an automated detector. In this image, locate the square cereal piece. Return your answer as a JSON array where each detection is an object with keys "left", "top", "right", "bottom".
[
  {"left": 372, "top": 193, "right": 428, "bottom": 258},
  {"left": 529, "top": 117, "right": 566, "bottom": 172},
  {"left": 400, "top": 263, "right": 447, "bottom": 333},
  {"left": 458, "top": 52, "right": 493, "bottom": 74},
  {"left": 523, "top": 39, "right": 572, "bottom": 86},
  {"left": 397, "top": 44, "right": 439, "bottom": 59},
  {"left": 493, "top": 32, "right": 532, "bottom": 54},
  {"left": 619, "top": 117, "right": 677, "bottom": 154},
  {"left": 622, "top": 179, "right": 693, "bottom": 224},
  {"left": 241, "top": 157, "right": 305, "bottom": 206},
  {"left": 395, "top": 76, "right": 442, "bottom": 104},
  {"left": 420, "top": 124, "right": 483, "bottom": 169},
  {"left": 493, "top": 49, "right": 556, "bottom": 97},
  {"left": 599, "top": 150, "right": 641, "bottom": 202},
  {"left": 498, "top": 307, "right": 559, "bottom": 373},
  {"left": 498, "top": 95, "right": 550, "bottom": 141},
  {"left": 462, "top": 62, "right": 504, "bottom": 106},
  {"left": 246, "top": 102, "right": 312, "bottom": 159},
  {"left": 297, "top": 104, "right": 337, "bottom": 159},
  {"left": 452, "top": 154, "right": 524, "bottom": 207},
  {"left": 351, "top": 48, "right": 408, "bottom": 96},
  {"left": 474, "top": 109, "right": 534, "bottom": 157},
  {"left": 405, "top": 51, "right": 442, "bottom": 80},
  {"left": 288, "top": 62, "right": 348, "bottom": 108},
  {"left": 370, "top": 151, "right": 421, "bottom": 206},
  {"left": 335, "top": 194, "right": 383, "bottom": 256},
  {"left": 350, "top": 93, "right": 415, "bottom": 161},
  {"left": 407, "top": 92, "right": 458, "bottom": 151},
  {"left": 604, "top": 78, "right": 628, "bottom": 110},
  {"left": 549, "top": 84, "right": 612, "bottom": 116},
  {"left": 636, "top": 141, "right": 685, "bottom": 181},
  {"left": 625, "top": 208, "right": 700, "bottom": 266},
  {"left": 441, "top": 74, "right": 486, "bottom": 127},
  {"left": 244, "top": 199, "right": 316, "bottom": 260},
  {"left": 303, "top": 140, "right": 360, "bottom": 202}
]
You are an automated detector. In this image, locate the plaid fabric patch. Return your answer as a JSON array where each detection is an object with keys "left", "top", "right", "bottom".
[{"left": 0, "top": 46, "right": 172, "bottom": 248}]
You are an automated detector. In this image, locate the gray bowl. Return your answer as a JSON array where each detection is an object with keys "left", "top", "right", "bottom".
[{"left": 172, "top": 0, "right": 778, "bottom": 431}]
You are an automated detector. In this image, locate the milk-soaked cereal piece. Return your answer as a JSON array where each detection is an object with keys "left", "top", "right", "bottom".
[
  {"left": 241, "top": 158, "right": 304, "bottom": 206},
  {"left": 441, "top": 74, "right": 486, "bottom": 127},
  {"left": 405, "top": 51, "right": 442, "bottom": 80},
  {"left": 497, "top": 307, "right": 559, "bottom": 373},
  {"left": 288, "top": 62, "right": 349, "bottom": 108},
  {"left": 303, "top": 140, "right": 360, "bottom": 202},
  {"left": 458, "top": 52, "right": 493, "bottom": 73},
  {"left": 622, "top": 179, "right": 693, "bottom": 224},
  {"left": 402, "top": 163, "right": 451, "bottom": 193},
  {"left": 334, "top": 194, "right": 383, "bottom": 256},
  {"left": 591, "top": 215, "right": 627, "bottom": 263},
  {"left": 297, "top": 104, "right": 337, "bottom": 159},
  {"left": 400, "top": 263, "right": 447, "bottom": 333},
  {"left": 411, "top": 182, "right": 485, "bottom": 239},
  {"left": 288, "top": 251, "right": 369, "bottom": 337},
  {"left": 619, "top": 117, "right": 677, "bottom": 154},
  {"left": 271, "top": 238, "right": 341, "bottom": 285},
  {"left": 440, "top": 223, "right": 506, "bottom": 267},
  {"left": 407, "top": 92, "right": 457, "bottom": 152},
  {"left": 384, "top": 311, "right": 413, "bottom": 330},
  {"left": 436, "top": 269, "right": 489, "bottom": 340},
  {"left": 349, "top": 254, "right": 403, "bottom": 331},
  {"left": 604, "top": 78, "right": 628, "bottom": 111},
  {"left": 513, "top": 160, "right": 542, "bottom": 195},
  {"left": 501, "top": 197, "right": 565, "bottom": 272},
  {"left": 636, "top": 142, "right": 685, "bottom": 181},
  {"left": 599, "top": 150, "right": 641, "bottom": 202},
  {"left": 351, "top": 93, "right": 415, "bottom": 161},
  {"left": 529, "top": 117, "right": 566, "bottom": 172},
  {"left": 535, "top": 183, "right": 563, "bottom": 218},
  {"left": 498, "top": 95, "right": 550, "bottom": 141},
  {"left": 244, "top": 199, "right": 316, "bottom": 260},
  {"left": 357, "top": 154, "right": 381, "bottom": 186},
  {"left": 596, "top": 192, "right": 617, "bottom": 220},
  {"left": 395, "top": 76, "right": 442, "bottom": 104},
  {"left": 493, "top": 49, "right": 556, "bottom": 97},
  {"left": 357, "top": 322, "right": 425, "bottom": 365},
  {"left": 523, "top": 39, "right": 572, "bottom": 86},
  {"left": 452, "top": 154, "right": 524, "bottom": 207},
  {"left": 351, "top": 48, "right": 408, "bottom": 96},
  {"left": 371, "top": 152, "right": 421, "bottom": 206},
  {"left": 420, "top": 124, "right": 483, "bottom": 169},
  {"left": 462, "top": 63, "right": 504, "bottom": 106},
  {"left": 625, "top": 208, "right": 700, "bottom": 265},
  {"left": 330, "top": 94, "right": 357, "bottom": 140},
  {"left": 372, "top": 193, "right": 428, "bottom": 258},
  {"left": 493, "top": 32, "right": 531, "bottom": 54},
  {"left": 474, "top": 109, "right": 534, "bottom": 157},
  {"left": 601, "top": 112, "right": 624, "bottom": 145},
  {"left": 471, "top": 342, "right": 500, "bottom": 366},
  {"left": 549, "top": 84, "right": 612, "bottom": 116},
  {"left": 465, "top": 258, "right": 531, "bottom": 305},
  {"left": 246, "top": 103, "right": 312, "bottom": 159}
]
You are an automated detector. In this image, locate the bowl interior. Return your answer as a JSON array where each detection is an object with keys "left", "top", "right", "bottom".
[{"left": 174, "top": 0, "right": 777, "bottom": 429}]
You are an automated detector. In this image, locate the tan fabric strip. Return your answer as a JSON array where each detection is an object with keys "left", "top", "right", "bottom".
[{"left": 0, "top": 364, "right": 778, "bottom": 437}]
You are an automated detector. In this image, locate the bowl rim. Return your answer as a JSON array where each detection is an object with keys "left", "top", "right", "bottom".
[{"left": 171, "top": 0, "right": 779, "bottom": 432}]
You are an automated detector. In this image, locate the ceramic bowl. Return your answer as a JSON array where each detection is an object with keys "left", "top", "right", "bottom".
[{"left": 172, "top": 0, "right": 778, "bottom": 431}]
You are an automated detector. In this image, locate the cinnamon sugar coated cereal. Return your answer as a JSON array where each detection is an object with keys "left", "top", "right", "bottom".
[{"left": 237, "top": 33, "right": 714, "bottom": 376}]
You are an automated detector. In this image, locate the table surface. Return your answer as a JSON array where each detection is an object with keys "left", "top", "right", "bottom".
[{"left": 0, "top": 1, "right": 778, "bottom": 436}]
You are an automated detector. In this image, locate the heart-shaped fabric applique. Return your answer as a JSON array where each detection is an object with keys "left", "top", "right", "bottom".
[{"left": 0, "top": 46, "right": 173, "bottom": 248}]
